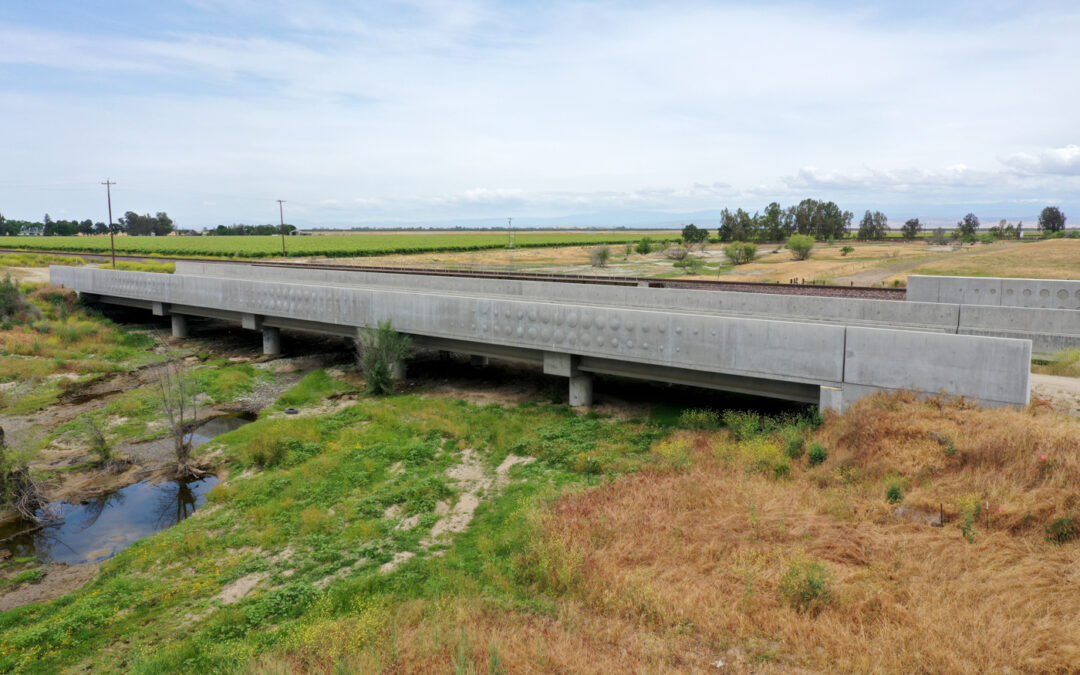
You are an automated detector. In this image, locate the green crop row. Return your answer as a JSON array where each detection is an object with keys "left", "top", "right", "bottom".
[{"left": 0, "top": 232, "right": 677, "bottom": 259}]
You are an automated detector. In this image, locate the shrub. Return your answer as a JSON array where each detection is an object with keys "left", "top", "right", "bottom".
[
  {"left": 84, "top": 417, "right": 113, "bottom": 464},
  {"left": 1045, "top": 517, "right": 1078, "bottom": 545},
  {"left": 635, "top": 237, "right": 654, "bottom": 255},
  {"left": 589, "top": 245, "right": 611, "bottom": 267},
  {"left": 723, "top": 241, "right": 757, "bottom": 265},
  {"left": 839, "top": 245, "right": 854, "bottom": 256},
  {"left": 786, "top": 234, "right": 815, "bottom": 260},
  {"left": 678, "top": 408, "right": 719, "bottom": 430},
  {"left": 356, "top": 320, "right": 411, "bottom": 395},
  {"left": 779, "top": 558, "right": 833, "bottom": 614},
  {"left": 721, "top": 410, "right": 762, "bottom": 440},
  {"left": 663, "top": 245, "right": 688, "bottom": 261},
  {"left": 673, "top": 255, "right": 706, "bottom": 273},
  {"left": 807, "top": 442, "right": 828, "bottom": 466},
  {"left": 885, "top": 479, "right": 904, "bottom": 504},
  {"left": 783, "top": 429, "right": 805, "bottom": 459}
]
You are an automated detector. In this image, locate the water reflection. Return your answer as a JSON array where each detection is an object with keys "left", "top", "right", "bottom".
[{"left": 0, "top": 476, "right": 218, "bottom": 565}]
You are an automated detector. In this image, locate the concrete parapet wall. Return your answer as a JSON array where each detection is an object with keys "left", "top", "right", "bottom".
[
  {"left": 909, "top": 275, "right": 1080, "bottom": 310},
  {"left": 175, "top": 263, "right": 1078, "bottom": 353},
  {"left": 52, "top": 266, "right": 1035, "bottom": 410},
  {"left": 52, "top": 266, "right": 845, "bottom": 385},
  {"left": 176, "top": 262, "right": 960, "bottom": 332}
]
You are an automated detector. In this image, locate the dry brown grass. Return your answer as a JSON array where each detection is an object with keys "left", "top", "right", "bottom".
[{"left": 264, "top": 394, "right": 1080, "bottom": 674}]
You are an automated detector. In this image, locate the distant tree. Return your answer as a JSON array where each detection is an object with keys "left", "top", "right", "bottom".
[
  {"left": 1038, "top": 206, "right": 1066, "bottom": 233},
  {"left": 956, "top": 213, "right": 980, "bottom": 238},
  {"left": 857, "top": 210, "right": 889, "bottom": 240},
  {"left": 152, "top": 212, "right": 175, "bottom": 236},
  {"left": 929, "top": 227, "right": 948, "bottom": 245},
  {"left": 900, "top": 218, "right": 922, "bottom": 240},
  {"left": 93, "top": 221, "right": 108, "bottom": 234},
  {"left": 77, "top": 219, "right": 94, "bottom": 235},
  {"left": 759, "top": 201, "right": 793, "bottom": 241},
  {"left": 681, "top": 223, "right": 708, "bottom": 246},
  {"left": 635, "top": 237, "right": 653, "bottom": 255},
  {"left": 589, "top": 245, "right": 611, "bottom": 267}
]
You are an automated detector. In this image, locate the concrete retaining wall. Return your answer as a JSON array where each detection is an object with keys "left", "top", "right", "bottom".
[
  {"left": 53, "top": 266, "right": 1033, "bottom": 409},
  {"left": 909, "top": 275, "right": 1080, "bottom": 310}
]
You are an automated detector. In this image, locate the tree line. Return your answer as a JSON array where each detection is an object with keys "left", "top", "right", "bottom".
[
  {"left": 680, "top": 203, "right": 1068, "bottom": 244},
  {"left": 0, "top": 211, "right": 176, "bottom": 236}
]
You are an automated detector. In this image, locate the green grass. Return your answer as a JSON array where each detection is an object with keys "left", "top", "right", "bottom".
[
  {"left": 1, "top": 232, "right": 675, "bottom": 260},
  {"left": 0, "top": 394, "right": 665, "bottom": 673},
  {"left": 272, "top": 369, "right": 355, "bottom": 410},
  {"left": 0, "top": 253, "right": 85, "bottom": 268}
]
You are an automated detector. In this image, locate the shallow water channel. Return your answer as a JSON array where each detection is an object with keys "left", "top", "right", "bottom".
[{"left": 0, "top": 413, "right": 252, "bottom": 565}]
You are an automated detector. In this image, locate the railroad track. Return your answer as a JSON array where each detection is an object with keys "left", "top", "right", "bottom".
[{"left": 1, "top": 248, "right": 907, "bottom": 299}]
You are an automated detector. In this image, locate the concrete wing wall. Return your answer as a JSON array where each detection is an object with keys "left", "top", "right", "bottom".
[
  {"left": 842, "top": 326, "right": 1031, "bottom": 407},
  {"left": 909, "top": 275, "right": 1080, "bottom": 310}
]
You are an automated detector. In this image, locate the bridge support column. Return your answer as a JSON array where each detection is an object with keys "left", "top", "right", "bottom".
[
  {"left": 569, "top": 374, "right": 593, "bottom": 407},
  {"left": 390, "top": 360, "right": 406, "bottom": 381},
  {"left": 170, "top": 314, "right": 188, "bottom": 339},
  {"left": 543, "top": 352, "right": 592, "bottom": 407},
  {"left": 262, "top": 326, "right": 281, "bottom": 356},
  {"left": 470, "top": 354, "right": 489, "bottom": 367}
]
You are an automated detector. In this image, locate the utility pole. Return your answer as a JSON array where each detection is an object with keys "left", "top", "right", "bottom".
[
  {"left": 277, "top": 200, "right": 287, "bottom": 257},
  {"left": 101, "top": 180, "right": 116, "bottom": 269},
  {"left": 507, "top": 217, "right": 514, "bottom": 270}
]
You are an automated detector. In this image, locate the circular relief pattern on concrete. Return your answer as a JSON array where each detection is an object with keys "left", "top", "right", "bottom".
[
  {"left": 1023, "top": 289, "right": 1032, "bottom": 297},
  {"left": 516, "top": 326, "right": 524, "bottom": 337},
  {"left": 1006, "top": 289, "right": 1014, "bottom": 295},
  {"left": 528, "top": 309, "right": 537, "bottom": 321},
  {"left": 567, "top": 313, "right": 578, "bottom": 327},
  {"left": 596, "top": 335, "right": 606, "bottom": 346},
  {"left": 540, "top": 327, "right": 552, "bottom": 341},
  {"left": 517, "top": 310, "right": 525, "bottom": 319},
  {"left": 1057, "top": 289, "right": 1069, "bottom": 300},
  {"left": 581, "top": 315, "right": 593, "bottom": 328},
  {"left": 658, "top": 324, "right": 667, "bottom": 333},
  {"left": 527, "top": 327, "right": 538, "bottom": 339},
  {"left": 989, "top": 289, "right": 997, "bottom": 294},
  {"left": 609, "top": 317, "right": 620, "bottom": 330},
  {"left": 642, "top": 324, "right": 650, "bottom": 333},
  {"left": 675, "top": 326, "right": 683, "bottom": 335},
  {"left": 626, "top": 339, "right": 634, "bottom": 348},
  {"left": 1040, "top": 289, "right": 1051, "bottom": 298},
  {"left": 567, "top": 334, "right": 577, "bottom": 345},
  {"left": 555, "top": 313, "right": 564, "bottom": 325},
  {"left": 625, "top": 320, "right": 635, "bottom": 331},
  {"left": 540, "top": 309, "right": 551, "bottom": 324},
  {"left": 610, "top": 337, "right": 618, "bottom": 347}
]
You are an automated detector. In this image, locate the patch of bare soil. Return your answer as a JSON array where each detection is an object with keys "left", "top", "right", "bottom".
[
  {"left": 1031, "top": 373, "right": 1080, "bottom": 417},
  {"left": 0, "top": 562, "right": 101, "bottom": 612},
  {"left": 214, "top": 572, "right": 269, "bottom": 605}
]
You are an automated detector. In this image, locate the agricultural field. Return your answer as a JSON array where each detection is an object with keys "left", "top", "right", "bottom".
[
  {"left": 322, "top": 237, "right": 1080, "bottom": 287},
  {"left": 0, "top": 231, "right": 674, "bottom": 259},
  {"left": 1, "top": 279, "right": 1080, "bottom": 673}
]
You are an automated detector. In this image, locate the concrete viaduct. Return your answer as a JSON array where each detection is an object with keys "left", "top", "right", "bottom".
[{"left": 50, "top": 264, "right": 1050, "bottom": 411}]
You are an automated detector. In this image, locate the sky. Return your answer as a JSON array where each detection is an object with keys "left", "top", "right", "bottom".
[{"left": 1, "top": 0, "right": 1078, "bottom": 229}]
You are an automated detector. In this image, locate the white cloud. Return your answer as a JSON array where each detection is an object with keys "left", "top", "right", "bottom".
[
  {"left": 1, "top": 2, "right": 1079, "bottom": 226},
  {"left": 1001, "top": 145, "right": 1080, "bottom": 176}
]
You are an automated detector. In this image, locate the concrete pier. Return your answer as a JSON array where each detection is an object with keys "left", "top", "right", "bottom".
[
  {"left": 262, "top": 326, "right": 281, "bottom": 356},
  {"left": 170, "top": 314, "right": 188, "bottom": 339}
]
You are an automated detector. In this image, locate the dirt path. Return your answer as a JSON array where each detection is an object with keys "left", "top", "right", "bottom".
[{"left": 1031, "top": 373, "right": 1080, "bottom": 417}]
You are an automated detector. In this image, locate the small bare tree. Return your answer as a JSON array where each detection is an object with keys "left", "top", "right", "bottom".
[
  {"left": 0, "top": 427, "right": 49, "bottom": 522},
  {"left": 154, "top": 340, "right": 201, "bottom": 477}
]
